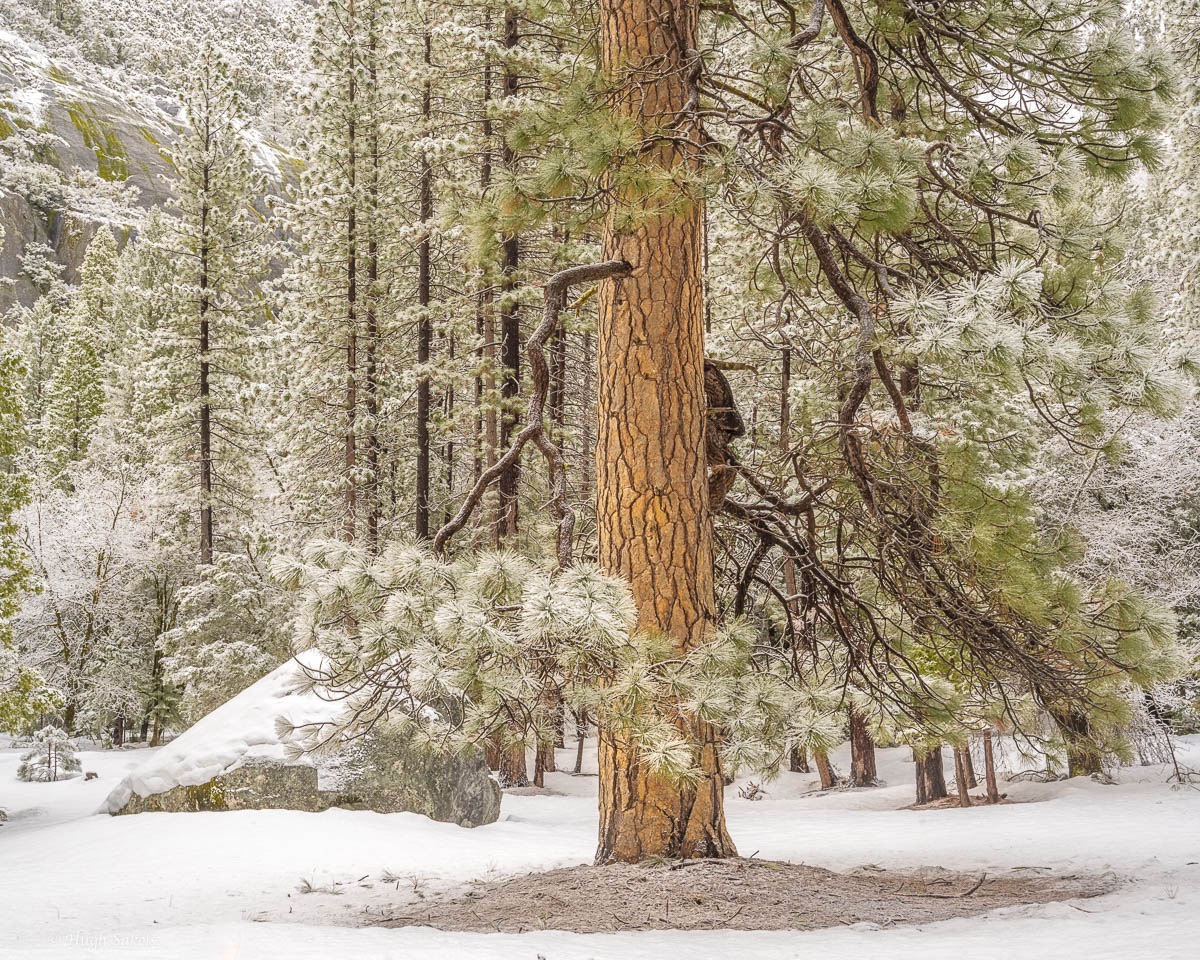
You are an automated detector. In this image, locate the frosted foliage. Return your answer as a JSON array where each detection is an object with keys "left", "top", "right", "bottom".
[{"left": 279, "top": 544, "right": 844, "bottom": 781}]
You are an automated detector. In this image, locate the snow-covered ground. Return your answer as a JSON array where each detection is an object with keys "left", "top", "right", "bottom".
[{"left": 1, "top": 737, "right": 1198, "bottom": 960}]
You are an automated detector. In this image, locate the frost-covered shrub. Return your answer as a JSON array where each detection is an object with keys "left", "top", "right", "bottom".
[{"left": 16, "top": 726, "right": 81, "bottom": 781}]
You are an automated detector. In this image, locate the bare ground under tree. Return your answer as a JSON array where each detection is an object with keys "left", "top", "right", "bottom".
[{"left": 377, "top": 858, "right": 1117, "bottom": 933}]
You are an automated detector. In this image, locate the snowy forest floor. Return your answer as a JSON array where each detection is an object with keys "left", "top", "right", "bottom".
[{"left": 1, "top": 738, "right": 1199, "bottom": 959}]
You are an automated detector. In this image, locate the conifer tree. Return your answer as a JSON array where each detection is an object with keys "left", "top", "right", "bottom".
[
  {"left": 148, "top": 49, "right": 265, "bottom": 565},
  {"left": 16, "top": 725, "right": 81, "bottom": 781},
  {"left": 278, "top": 0, "right": 407, "bottom": 547},
  {"left": 0, "top": 334, "right": 34, "bottom": 722}
]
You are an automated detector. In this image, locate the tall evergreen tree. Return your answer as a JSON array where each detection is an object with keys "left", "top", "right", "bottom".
[{"left": 148, "top": 49, "right": 265, "bottom": 565}]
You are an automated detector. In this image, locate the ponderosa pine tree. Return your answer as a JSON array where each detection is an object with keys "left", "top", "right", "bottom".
[
  {"left": 593, "top": 0, "right": 735, "bottom": 862},
  {"left": 151, "top": 48, "right": 265, "bottom": 566},
  {"left": 279, "top": 0, "right": 408, "bottom": 547},
  {"left": 701, "top": 0, "right": 1184, "bottom": 724}
]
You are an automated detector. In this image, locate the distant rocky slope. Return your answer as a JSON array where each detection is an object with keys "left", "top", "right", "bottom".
[
  {"left": 0, "top": 5, "right": 299, "bottom": 311},
  {"left": 0, "top": 25, "right": 174, "bottom": 308}
]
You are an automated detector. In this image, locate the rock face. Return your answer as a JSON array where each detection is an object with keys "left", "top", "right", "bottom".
[
  {"left": 0, "top": 33, "right": 175, "bottom": 310},
  {"left": 102, "top": 653, "right": 501, "bottom": 827},
  {"left": 113, "top": 757, "right": 327, "bottom": 815},
  {"left": 111, "top": 734, "right": 502, "bottom": 827},
  {"left": 320, "top": 725, "right": 502, "bottom": 827}
]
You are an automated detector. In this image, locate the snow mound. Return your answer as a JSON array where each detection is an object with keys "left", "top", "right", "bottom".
[{"left": 101, "top": 651, "right": 343, "bottom": 814}]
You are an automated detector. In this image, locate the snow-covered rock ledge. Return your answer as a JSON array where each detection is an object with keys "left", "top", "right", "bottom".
[{"left": 102, "top": 652, "right": 501, "bottom": 827}]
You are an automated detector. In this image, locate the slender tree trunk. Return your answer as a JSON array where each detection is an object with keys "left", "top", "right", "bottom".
[
  {"left": 983, "top": 730, "right": 1002, "bottom": 803},
  {"left": 815, "top": 749, "right": 837, "bottom": 790},
  {"left": 343, "top": 1, "right": 359, "bottom": 543},
  {"left": 913, "top": 748, "right": 927, "bottom": 805},
  {"left": 594, "top": 0, "right": 734, "bottom": 864},
  {"left": 848, "top": 710, "right": 878, "bottom": 787},
  {"left": 574, "top": 708, "right": 587, "bottom": 774},
  {"left": 495, "top": 6, "right": 521, "bottom": 542},
  {"left": 443, "top": 336, "right": 456, "bottom": 527},
  {"left": 963, "top": 743, "right": 978, "bottom": 788},
  {"left": 953, "top": 746, "right": 973, "bottom": 807},
  {"left": 415, "top": 27, "right": 434, "bottom": 540},
  {"left": 198, "top": 133, "right": 214, "bottom": 566},
  {"left": 779, "top": 347, "right": 799, "bottom": 621},
  {"left": 364, "top": 8, "right": 382, "bottom": 552},
  {"left": 474, "top": 19, "right": 499, "bottom": 545}
]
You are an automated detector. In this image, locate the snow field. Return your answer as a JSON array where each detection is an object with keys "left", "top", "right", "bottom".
[{"left": 0, "top": 738, "right": 1197, "bottom": 959}]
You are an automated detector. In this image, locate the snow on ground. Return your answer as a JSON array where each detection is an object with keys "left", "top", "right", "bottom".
[{"left": 1, "top": 736, "right": 1199, "bottom": 960}]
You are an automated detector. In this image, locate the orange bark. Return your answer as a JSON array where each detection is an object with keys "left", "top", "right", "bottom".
[{"left": 594, "top": 0, "right": 735, "bottom": 863}]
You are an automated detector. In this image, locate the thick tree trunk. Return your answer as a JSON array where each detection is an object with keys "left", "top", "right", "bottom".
[
  {"left": 594, "top": 0, "right": 734, "bottom": 863},
  {"left": 983, "top": 730, "right": 1002, "bottom": 803},
  {"left": 498, "top": 742, "right": 528, "bottom": 788},
  {"left": 1052, "top": 706, "right": 1103, "bottom": 777},
  {"left": 484, "top": 734, "right": 501, "bottom": 771},
  {"left": 848, "top": 711, "right": 878, "bottom": 787},
  {"left": 789, "top": 745, "right": 810, "bottom": 773}
]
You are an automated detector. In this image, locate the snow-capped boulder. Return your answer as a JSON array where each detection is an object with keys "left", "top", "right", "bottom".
[{"left": 102, "top": 652, "right": 501, "bottom": 827}]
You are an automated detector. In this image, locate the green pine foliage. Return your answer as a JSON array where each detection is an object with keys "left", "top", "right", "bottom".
[{"left": 277, "top": 542, "right": 844, "bottom": 780}]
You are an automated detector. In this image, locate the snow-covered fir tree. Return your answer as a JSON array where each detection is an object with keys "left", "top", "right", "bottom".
[{"left": 16, "top": 725, "right": 81, "bottom": 781}]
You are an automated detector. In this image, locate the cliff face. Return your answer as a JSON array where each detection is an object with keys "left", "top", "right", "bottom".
[
  {"left": 1, "top": 13, "right": 296, "bottom": 313},
  {"left": 0, "top": 25, "right": 181, "bottom": 309}
]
